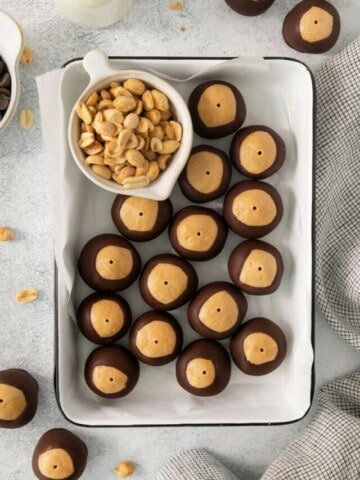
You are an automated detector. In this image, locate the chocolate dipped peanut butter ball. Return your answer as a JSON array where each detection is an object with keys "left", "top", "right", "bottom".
[
  {"left": 178, "top": 145, "right": 232, "bottom": 203},
  {"left": 78, "top": 233, "right": 141, "bottom": 291},
  {"left": 169, "top": 206, "right": 228, "bottom": 261},
  {"left": 230, "top": 125, "right": 286, "bottom": 179},
  {"left": 188, "top": 282, "right": 247, "bottom": 340},
  {"left": 111, "top": 195, "right": 173, "bottom": 242},
  {"left": 283, "top": 0, "right": 340, "bottom": 54},
  {"left": 223, "top": 180, "right": 283, "bottom": 239},
  {"left": 0, "top": 369, "right": 38, "bottom": 429},
  {"left": 85, "top": 345, "right": 139, "bottom": 399},
  {"left": 188, "top": 80, "right": 246, "bottom": 139},
  {"left": 32, "top": 428, "right": 87, "bottom": 480},
  {"left": 129, "top": 311, "right": 183, "bottom": 366},
  {"left": 77, "top": 292, "right": 131, "bottom": 345},
  {"left": 228, "top": 240, "right": 284, "bottom": 295},
  {"left": 225, "top": 0, "right": 275, "bottom": 16},
  {"left": 176, "top": 339, "right": 231, "bottom": 396},
  {"left": 231, "top": 318, "right": 287, "bottom": 375},
  {"left": 139, "top": 254, "right": 198, "bottom": 310}
]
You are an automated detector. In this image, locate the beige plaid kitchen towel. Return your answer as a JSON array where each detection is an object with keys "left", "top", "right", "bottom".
[{"left": 156, "top": 35, "right": 360, "bottom": 480}]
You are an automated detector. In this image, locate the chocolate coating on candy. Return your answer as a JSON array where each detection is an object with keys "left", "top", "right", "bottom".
[
  {"left": 169, "top": 206, "right": 228, "bottom": 261},
  {"left": 231, "top": 317, "right": 287, "bottom": 375},
  {"left": 129, "top": 311, "right": 183, "bottom": 365},
  {"left": 111, "top": 195, "right": 173, "bottom": 242},
  {"left": 230, "top": 125, "right": 286, "bottom": 179},
  {"left": 32, "top": 428, "right": 87, "bottom": 480},
  {"left": 78, "top": 233, "right": 141, "bottom": 291},
  {"left": 283, "top": 0, "right": 340, "bottom": 54},
  {"left": 85, "top": 345, "right": 139, "bottom": 398},
  {"left": 228, "top": 239, "right": 284, "bottom": 295},
  {"left": 225, "top": 0, "right": 275, "bottom": 16},
  {"left": 178, "top": 145, "right": 232, "bottom": 203},
  {"left": 176, "top": 339, "right": 231, "bottom": 396},
  {"left": 188, "top": 80, "right": 246, "bottom": 139},
  {"left": 139, "top": 254, "right": 198, "bottom": 310},
  {"left": 77, "top": 292, "right": 131, "bottom": 345},
  {"left": 0, "top": 369, "right": 38, "bottom": 429},
  {"left": 188, "top": 281, "right": 247, "bottom": 340},
  {"left": 223, "top": 180, "right": 283, "bottom": 238}
]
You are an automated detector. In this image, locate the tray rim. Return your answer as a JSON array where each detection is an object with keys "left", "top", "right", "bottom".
[{"left": 54, "top": 55, "right": 316, "bottom": 428}]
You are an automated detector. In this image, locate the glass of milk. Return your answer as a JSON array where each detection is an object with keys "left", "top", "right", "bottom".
[{"left": 54, "top": 0, "right": 134, "bottom": 28}]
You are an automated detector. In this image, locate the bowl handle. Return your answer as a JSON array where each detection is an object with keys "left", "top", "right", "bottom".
[{"left": 83, "top": 49, "right": 118, "bottom": 84}]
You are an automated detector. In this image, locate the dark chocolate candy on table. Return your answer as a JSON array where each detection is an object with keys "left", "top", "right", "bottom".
[
  {"left": 0, "top": 56, "right": 11, "bottom": 120},
  {"left": 78, "top": 233, "right": 141, "bottom": 291},
  {"left": 231, "top": 317, "right": 287, "bottom": 375},
  {"left": 228, "top": 239, "right": 284, "bottom": 295},
  {"left": 0, "top": 369, "right": 38, "bottom": 429},
  {"left": 223, "top": 180, "right": 283, "bottom": 239},
  {"left": 283, "top": 0, "right": 341, "bottom": 54},
  {"left": 178, "top": 145, "right": 232, "bottom": 203},
  {"left": 176, "top": 339, "right": 231, "bottom": 396},
  {"left": 230, "top": 125, "right": 286, "bottom": 179},
  {"left": 225, "top": 0, "right": 275, "bottom": 16},
  {"left": 139, "top": 253, "right": 198, "bottom": 310},
  {"left": 84, "top": 345, "right": 139, "bottom": 399},
  {"left": 111, "top": 195, "right": 173, "bottom": 242},
  {"left": 32, "top": 428, "right": 87, "bottom": 480},
  {"left": 76, "top": 292, "right": 131, "bottom": 345},
  {"left": 188, "top": 281, "right": 247, "bottom": 340},
  {"left": 169, "top": 206, "right": 228, "bottom": 261},
  {"left": 188, "top": 80, "right": 246, "bottom": 139},
  {"left": 129, "top": 311, "right": 183, "bottom": 366}
]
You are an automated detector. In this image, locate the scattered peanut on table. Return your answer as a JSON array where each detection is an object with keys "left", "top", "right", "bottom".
[
  {"left": 75, "top": 79, "right": 183, "bottom": 188},
  {"left": 115, "top": 461, "right": 135, "bottom": 478}
]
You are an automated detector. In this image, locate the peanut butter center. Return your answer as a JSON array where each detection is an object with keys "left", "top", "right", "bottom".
[
  {"left": 95, "top": 245, "right": 133, "bottom": 280},
  {"left": 239, "top": 131, "right": 277, "bottom": 174},
  {"left": 232, "top": 189, "right": 277, "bottom": 227},
  {"left": 90, "top": 299, "right": 124, "bottom": 338},
  {"left": 120, "top": 197, "right": 159, "bottom": 232},
  {"left": 243, "top": 332, "right": 278, "bottom": 365},
  {"left": 38, "top": 449, "right": 75, "bottom": 480},
  {"left": 0, "top": 384, "right": 27, "bottom": 421},
  {"left": 176, "top": 214, "right": 218, "bottom": 252},
  {"left": 92, "top": 365, "right": 128, "bottom": 394},
  {"left": 186, "top": 151, "right": 224, "bottom": 194},
  {"left": 147, "top": 263, "right": 188, "bottom": 304},
  {"left": 239, "top": 249, "right": 277, "bottom": 288},
  {"left": 197, "top": 84, "right": 236, "bottom": 128},
  {"left": 186, "top": 358, "right": 216, "bottom": 388},
  {"left": 136, "top": 320, "right": 176, "bottom": 358},
  {"left": 299, "top": 7, "right": 334, "bottom": 43},
  {"left": 198, "top": 291, "right": 239, "bottom": 332}
]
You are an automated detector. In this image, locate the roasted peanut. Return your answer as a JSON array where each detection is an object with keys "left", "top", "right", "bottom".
[
  {"left": 124, "top": 113, "right": 139, "bottom": 130},
  {"left": 144, "top": 109, "right": 161, "bottom": 126},
  {"left": 86, "top": 91, "right": 99, "bottom": 106},
  {"left": 84, "top": 155, "right": 105, "bottom": 165},
  {"left": 161, "top": 140, "right": 180, "bottom": 154},
  {"left": 123, "top": 175, "right": 150, "bottom": 189},
  {"left": 157, "top": 154, "right": 172, "bottom": 171},
  {"left": 115, "top": 461, "right": 135, "bottom": 478},
  {"left": 113, "top": 96, "right": 137, "bottom": 113},
  {"left": 126, "top": 149, "right": 145, "bottom": 167},
  {"left": 16, "top": 289, "right": 38, "bottom": 304},
  {"left": 79, "top": 132, "right": 95, "bottom": 148},
  {"left": 150, "top": 137, "right": 163, "bottom": 153},
  {"left": 151, "top": 89, "right": 169, "bottom": 112},
  {"left": 147, "top": 160, "right": 160, "bottom": 182},
  {"left": 135, "top": 159, "right": 150, "bottom": 176},
  {"left": 124, "top": 78, "right": 146, "bottom": 96},
  {"left": 112, "top": 166, "right": 136, "bottom": 185},
  {"left": 0, "top": 227, "right": 15, "bottom": 241},
  {"left": 142, "top": 90, "right": 154, "bottom": 111},
  {"left": 84, "top": 141, "right": 104, "bottom": 155},
  {"left": 91, "top": 164, "right": 112, "bottom": 179}
]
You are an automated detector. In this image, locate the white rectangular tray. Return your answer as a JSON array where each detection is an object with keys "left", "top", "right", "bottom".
[{"left": 55, "top": 57, "right": 315, "bottom": 427}]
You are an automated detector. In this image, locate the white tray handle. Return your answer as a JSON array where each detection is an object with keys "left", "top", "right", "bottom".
[{"left": 82, "top": 49, "right": 118, "bottom": 84}]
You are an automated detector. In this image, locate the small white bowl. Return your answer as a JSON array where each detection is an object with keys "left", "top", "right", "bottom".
[
  {"left": 68, "top": 49, "right": 193, "bottom": 201},
  {"left": 0, "top": 10, "right": 24, "bottom": 131}
]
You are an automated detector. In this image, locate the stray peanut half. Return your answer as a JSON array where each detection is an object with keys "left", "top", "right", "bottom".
[
  {"left": 16, "top": 289, "right": 38, "bottom": 304},
  {"left": 75, "top": 78, "right": 183, "bottom": 188},
  {"left": 20, "top": 46, "right": 34, "bottom": 66},
  {"left": 20, "top": 108, "right": 34, "bottom": 130},
  {"left": 0, "top": 227, "right": 15, "bottom": 241},
  {"left": 115, "top": 461, "right": 135, "bottom": 478}
]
